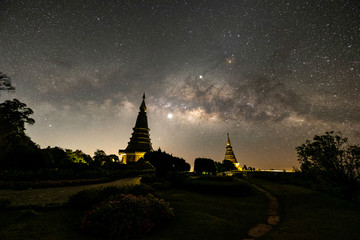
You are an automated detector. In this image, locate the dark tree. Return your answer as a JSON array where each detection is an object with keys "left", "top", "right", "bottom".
[
  {"left": 0, "top": 99, "right": 43, "bottom": 169},
  {"left": 0, "top": 72, "right": 15, "bottom": 94},
  {"left": 214, "top": 160, "right": 237, "bottom": 173},
  {"left": 108, "top": 154, "right": 119, "bottom": 162},
  {"left": 0, "top": 99, "right": 34, "bottom": 139},
  {"left": 296, "top": 131, "right": 360, "bottom": 198},
  {"left": 194, "top": 158, "right": 216, "bottom": 175},
  {"left": 214, "top": 161, "right": 225, "bottom": 172},
  {"left": 42, "top": 146, "right": 69, "bottom": 168},
  {"left": 93, "top": 149, "right": 110, "bottom": 166},
  {"left": 66, "top": 149, "right": 89, "bottom": 164},
  {"left": 144, "top": 149, "right": 190, "bottom": 176},
  {"left": 222, "top": 160, "right": 237, "bottom": 171}
]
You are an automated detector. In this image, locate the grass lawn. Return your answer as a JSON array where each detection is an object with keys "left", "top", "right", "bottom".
[
  {"left": 144, "top": 188, "right": 268, "bottom": 240},
  {"left": 4, "top": 177, "right": 357, "bottom": 240},
  {"left": 247, "top": 178, "right": 360, "bottom": 240},
  {"left": 0, "top": 207, "right": 97, "bottom": 240},
  {"left": 0, "top": 186, "right": 268, "bottom": 240}
]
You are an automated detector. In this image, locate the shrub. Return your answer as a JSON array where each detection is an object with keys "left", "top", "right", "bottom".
[
  {"left": 80, "top": 194, "right": 174, "bottom": 239},
  {"left": 68, "top": 184, "right": 155, "bottom": 209}
]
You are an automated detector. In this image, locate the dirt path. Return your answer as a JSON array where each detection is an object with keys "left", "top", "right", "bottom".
[
  {"left": 241, "top": 181, "right": 280, "bottom": 240},
  {"left": 0, "top": 177, "right": 141, "bottom": 207}
]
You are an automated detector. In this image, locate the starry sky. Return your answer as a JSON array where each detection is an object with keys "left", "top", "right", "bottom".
[{"left": 1, "top": 0, "right": 359, "bottom": 170}]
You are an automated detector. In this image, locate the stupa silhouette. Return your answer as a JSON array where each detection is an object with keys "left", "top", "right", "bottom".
[
  {"left": 119, "top": 93, "right": 153, "bottom": 163},
  {"left": 224, "top": 133, "right": 241, "bottom": 169}
]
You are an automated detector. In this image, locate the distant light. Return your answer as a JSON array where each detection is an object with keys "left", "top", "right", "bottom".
[
  {"left": 167, "top": 113, "right": 173, "bottom": 119},
  {"left": 199, "top": 75, "right": 203, "bottom": 79}
]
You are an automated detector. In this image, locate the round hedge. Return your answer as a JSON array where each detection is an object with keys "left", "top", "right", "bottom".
[{"left": 80, "top": 193, "right": 174, "bottom": 239}]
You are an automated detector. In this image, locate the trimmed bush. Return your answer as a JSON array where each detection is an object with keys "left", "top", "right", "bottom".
[{"left": 80, "top": 194, "right": 174, "bottom": 239}]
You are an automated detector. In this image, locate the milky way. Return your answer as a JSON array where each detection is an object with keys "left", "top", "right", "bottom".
[{"left": 1, "top": 0, "right": 359, "bottom": 169}]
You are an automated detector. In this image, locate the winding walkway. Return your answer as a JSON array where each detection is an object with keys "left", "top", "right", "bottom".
[
  {"left": 242, "top": 182, "right": 280, "bottom": 240},
  {"left": 0, "top": 177, "right": 141, "bottom": 207}
]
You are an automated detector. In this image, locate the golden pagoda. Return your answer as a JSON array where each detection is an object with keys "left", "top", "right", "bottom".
[
  {"left": 119, "top": 93, "right": 153, "bottom": 163},
  {"left": 224, "top": 133, "right": 241, "bottom": 170}
]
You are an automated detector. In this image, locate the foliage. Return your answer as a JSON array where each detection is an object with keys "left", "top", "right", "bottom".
[
  {"left": 144, "top": 149, "right": 190, "bottom": 176},
  {"left": 194, "top": 158, "right": 216, "bottom": 174},
  {"left": 80, "top": 194, "right": 174, "bottom": 239},
  {"left": 223, "top": 160, "right": 237, "bottom": 170},
  {"left": 93, "top": 149, "right": 117, "bottom": 166},
  {"left": 214, "top": 160, "right": 238, "bottom": 173},
  {"left": 42, "top": 146, "right": 68, "bottom": 167},
  {"left": 0, "top": 99, "right": 45, "bottom": 169},
  {"left": 0, "top": 72, "right": 15, "bottom": 94},
  {"left": 65, "top": 149, "right": 89, "bottom": 164},
  {"left": 296, "top": 131, "right": 360, "bottom": 199},
  {"left": 68, "top": 184, "right": 155, "bottom": 210},
  {"left": 41, "top": 147, "right": 91, "bottom": 169},
  {"left": 127, "top": 157, "right": 154, "bottom": 170},
  {"left": 0, "top": 99, "right": 34, "bottom": 138},
  {"left": 0, "top": 135, "right": 49, "bottom": 169}
]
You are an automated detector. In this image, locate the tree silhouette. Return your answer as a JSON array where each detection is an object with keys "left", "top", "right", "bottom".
[
  {"left": 0, "top": 99, "right": 41, "bottom": 169},
  {"left": 0, "top": 72, "right": 15, "bottom": 94},
  {"left": 222, "top": 160, "right": 237, "bottom": 171},
  {"left": 0, "top": 99, "right": 34, "bottom": 140},
  {"left": 296, "top": 131, "right": 360, "bottom": 198},
  {"left": 144, "top": 149, "right": 190, "bottom": 176},
  {"left": 66, "top": 149, "right": 88, "bottom": 164},
  {"left": 194, "top": 158, "right": 216, "bottom": 174},
  {"left": 93, "top": 149, "right": 108, "bottom": 166},
  {"left": 42, "top": 146, "right": 69, "bottom": 168}
]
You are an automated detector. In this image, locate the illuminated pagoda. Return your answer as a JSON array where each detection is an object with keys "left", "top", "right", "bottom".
[
  {"left": 224, "top": 133, "right": 241, "bottom": 170},
  {"left": 119, "top": 93, "right": 153, "bottom": 163}
]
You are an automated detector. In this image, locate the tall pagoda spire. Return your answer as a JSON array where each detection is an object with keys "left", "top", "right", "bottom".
[
  {"left": 119, "top": 93, "right": 153, "bottom": 163},
  {"left": 227, "top": 133, "right": 231, "bottom": 146},
  {"left": 224, "top": 133, "right": 237, "bottom": 164}
]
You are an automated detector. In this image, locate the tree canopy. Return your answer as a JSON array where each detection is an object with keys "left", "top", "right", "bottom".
[
  {"left": 0, "top": 99, "right": 35, "bottom": 139},
  {"left": 0, "top": 72, "right": 15, "bottom": 94},
  {"left": 296, "top": 131, "right": 360, "bottom": 198},
  {"left": 0, "top": 99, "right": 40, "bottom": 169},
  {"left": 144, "top": 149, "right": 190, "bottom": 176},
  {"left": 194, "top": 158, "right": 216, "bottom": 174}
]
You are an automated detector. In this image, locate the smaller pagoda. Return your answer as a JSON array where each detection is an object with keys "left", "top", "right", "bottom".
[
  {"left": 224, "top": 133, "right": 241, "bottom": 170},
  {"left": 119, "top": 94, "right": 153, "bottom": 163}
]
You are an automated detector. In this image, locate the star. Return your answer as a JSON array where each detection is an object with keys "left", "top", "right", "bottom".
[{"left": 0, "top": 0, "right": 358, "bottom": 170}]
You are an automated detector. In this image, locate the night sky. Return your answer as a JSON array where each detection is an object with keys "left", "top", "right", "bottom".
[{"left": 1, "top": 0, "right": 359, "bottom": 170}]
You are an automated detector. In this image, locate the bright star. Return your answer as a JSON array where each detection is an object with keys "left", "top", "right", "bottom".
[{"left": 167, "top": 113, "right": 173, "bottom": 119}]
